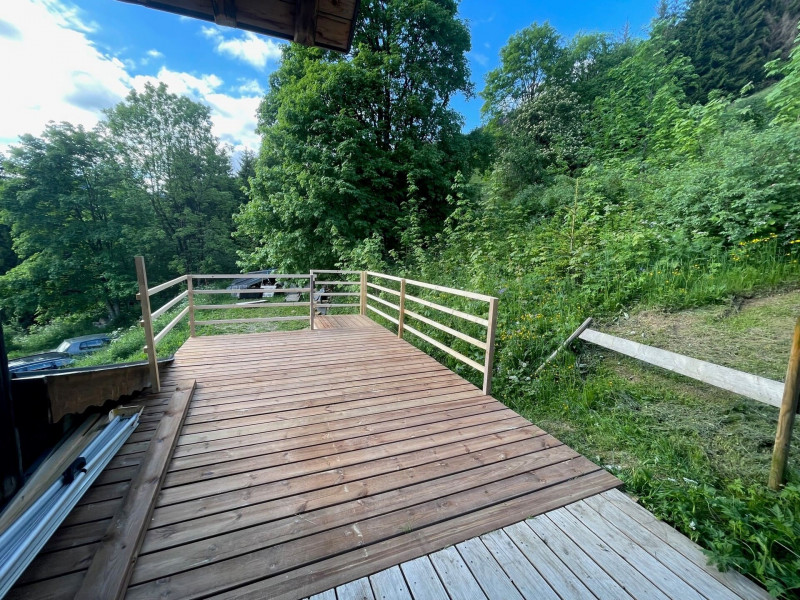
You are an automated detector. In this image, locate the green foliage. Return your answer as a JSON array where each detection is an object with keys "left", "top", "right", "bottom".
[
  {"left": 0, "top": 123, "right": 143, "bottom": 323},
  {"left": 592, "top": 32, "right": 695, "bottom": 159},
  {"left": 480, "top": 22, "right": 563, "bottom": 123},
  {"left": 104, "top": 83, "right": 238, "bottom": 274},
  {"left": 767, "top": 25, "right": 800, "bottom": 123},
  {"left": 235, "top": 0, "right": 474, "bottom": 272},
  {"left": 628, "top": 476, "right": 800, "bottom": 597},
  {"left": 674, "top": 0, "right": 800, "bottom": 102}
]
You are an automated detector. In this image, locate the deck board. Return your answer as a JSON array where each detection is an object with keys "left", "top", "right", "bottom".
[
  {"left": 321, "top": 489, "right": 769, "bottom": 600},
  {"left": 10, "top": 325, "right": 618, "bottom": 599}
]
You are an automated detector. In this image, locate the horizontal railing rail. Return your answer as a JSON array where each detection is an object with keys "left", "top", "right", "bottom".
[
  {"left": 362, "top": 271, "right": 498, "bottom": 395},
  {"left": 135, "top": 260, "right": 499, "bottom": 395}
]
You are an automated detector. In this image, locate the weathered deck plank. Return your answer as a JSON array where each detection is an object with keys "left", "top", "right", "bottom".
[{"left": 10, "top": 326, "right": 618, "bottom": 599}]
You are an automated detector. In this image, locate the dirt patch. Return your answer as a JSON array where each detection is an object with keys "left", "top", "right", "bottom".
[{"left": 597, "top": 287, "right": 800, "bottom": 381}]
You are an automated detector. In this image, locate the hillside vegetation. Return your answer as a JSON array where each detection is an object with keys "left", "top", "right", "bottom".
[{"left": 2, "top": 0, "right": 800, "bottom": 595}]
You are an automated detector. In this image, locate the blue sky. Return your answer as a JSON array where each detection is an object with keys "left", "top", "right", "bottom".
[{"left": 0, "top": 0, "right": 657, "bottom": 157}]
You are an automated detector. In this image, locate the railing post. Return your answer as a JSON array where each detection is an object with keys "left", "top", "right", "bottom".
[
  {"left": 769, "top": 316, "right": 800, "bottom": 490},
  {"left": 360, "top": 271, "right": 367, "bottom": 316},
  {"left": 309, "top": 272, "right": 316, "bottom": 330},
  {"left": 482, "top": 297, "right": 499, "bottom": 396},
  {"left": 135, "top": 256, "right": 160, "bottom": 393},
  {"left": 397, "top": 278, "right": 406, "bottom": 338},
  {"left": 187, "top": 275, "right": 195, "bottom": 337}
]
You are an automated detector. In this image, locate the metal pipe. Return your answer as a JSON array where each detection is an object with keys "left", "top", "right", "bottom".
[{"left": 0, "top": 411, "right": 140, "bottom": 596}]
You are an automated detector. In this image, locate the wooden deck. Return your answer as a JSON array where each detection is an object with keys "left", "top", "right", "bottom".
[
  {"left": 6, "top": 320, "right": 767, "bottom": 599},
  {"left": 315, "top": 314, "right": 379, "bottom": 329},
  {"left": 312, "top": 488, "right": 770, "bottom": 600}
]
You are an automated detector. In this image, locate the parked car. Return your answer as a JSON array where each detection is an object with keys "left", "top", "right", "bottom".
[
  {"left": 8, "top": 352, "right": 74, "bottom": 374},
  {"left": 55, "top": 334, "right": 111, "bottom": 356},
  {"left": 227, "top": 269, "right": 281, "bottom": 299}
]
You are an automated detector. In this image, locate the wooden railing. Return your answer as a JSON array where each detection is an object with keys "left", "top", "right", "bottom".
[
  {"left": 361, "top": 271, "right": 499, "bottom": 395},
  {"left": 571, "top": 318, "right": 800, "bottom": 490},
  {"left": 135, "top": 258, "right": 499, "bottom": 395}
]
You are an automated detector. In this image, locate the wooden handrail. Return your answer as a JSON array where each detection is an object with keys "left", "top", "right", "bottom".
[
  {"left": 195, "top": 316, "right": 309, "bottom": 325},
  {"left": 363, "top": 271, "right": 499, "bottom": 394},
  {"left": 192, "top": 287, "right": 312, "bottom": 294},
  {"left": 403, "top": 324, "right": 485, "bottom": 373},
  {"left": 366, "top": 293, "right": 401, "bottom": 312},
  {"left": 366, "top": 282, "right": 401, "bottom": 296},
  {"left": 133, "top": 261, "right": 501, "bottom": 397},
  {"left": 135, "top": 256, "right": 160, "bottom": 392},
  {"left": 192, "top": 273, "right": 311, "bottom": 279},
  {"left": 151, "top": 290, "right": 188, "bottom": 320},
  {"left": 404, "top": 293, "right": 489, "bottom": 327},
  {"left": 404, "top": 308, "right": 487, "bottom": 350},
  {"left": 404, "top": 277, "right": 495, "bottom": 303},
  {"left": 194, "top": 303, "right": 312, "bottom": 309},
  {"left": 153, "top": 306, "right": 189, "bottom": 345},
  {"left": 145, "top": 274, "right": 188, "bottom": 298},
  {"left": 366, "top": 271, "right": 403, "bottom": 282},
  {"left": 366, "top": 304, "right": 399, "bottom": 325}
]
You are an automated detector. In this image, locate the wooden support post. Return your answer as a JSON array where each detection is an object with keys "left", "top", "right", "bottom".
[
  {"left": 535, "top": 317, "right": 593, "bottom": 376},
  {"left": 187, "top": 276, "right": 195, "bottom": 337},
  {"left": 769, "top": 316, "right": 800, "bottom": 490},
  {"left": 360, "top": 271, "right": 367, "bottom": 316},
  {"left": 482, "top": 297, "right": 499, "bottom": 396},
  {"left": 75, "top": 381, "right": 195, "bottom": 600},
  {"left": 135, "top": 256, "right": 160, "bottom": 393},
  {"left": 397, "top": 278, "right": 406, "bottom": 339},
  {"left": 309, "top": 273, "right": 316, "bottom": 330}
]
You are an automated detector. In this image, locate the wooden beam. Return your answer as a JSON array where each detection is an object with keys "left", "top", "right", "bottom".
[
  {"left": 211, "top": 0, "right": 237, "bottom": 27},
  {"left": 769, "top": 317, "right": 800, "bottom": 490},
  {"left": 482, "top": 297, "right": 499, "bottom": 395},
  {"left": 579, "top": 328, "right": 785, "bottom": 408},
  {"left": 135, "top": 256, "right": 160, "bottom": 393},
  {"left": 75, "top": 381, "right": 196, "bottom": 600},
  {"left": 535, "top": 317, "right": 593, "bottom": 376},
  {"left": 294, "top": 0, "right": 318, "bottom": 45}
]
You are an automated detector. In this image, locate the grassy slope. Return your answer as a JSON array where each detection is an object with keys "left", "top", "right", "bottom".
[{"left": 507, "top": 288, "right": 800, "bottom": 597}]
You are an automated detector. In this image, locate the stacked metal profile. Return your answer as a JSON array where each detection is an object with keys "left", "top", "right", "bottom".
[{"left": 0, "top": 410, "right": 141, "bottom": 596}]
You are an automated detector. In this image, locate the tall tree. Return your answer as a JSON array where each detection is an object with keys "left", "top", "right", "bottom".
[
  {"left": 675, "top": 0, "right": 800, "bottom": 102},
  {"left": 0, "top": 123, "right": 141, "bottom": 322},
  {"left": 235, "top": 0, "right": 473, "bottom": 271},
  {"left": 104, "top": 83, "right": 238, "bottom": 274},
  {"left": 480, "top": 23, "right": 564, "bottom": 124}
]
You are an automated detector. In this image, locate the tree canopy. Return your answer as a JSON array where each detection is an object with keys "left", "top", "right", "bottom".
[
  {"left": 0, "top": 85, "right": 243, "bottom": 327},
  {"left": 234, "top": 0, "right": 474, "bottom": 271}
]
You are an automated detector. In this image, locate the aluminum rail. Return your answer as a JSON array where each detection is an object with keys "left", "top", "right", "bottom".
[{"left": 0, "top": 410, "right": 141, "bottom": 596}]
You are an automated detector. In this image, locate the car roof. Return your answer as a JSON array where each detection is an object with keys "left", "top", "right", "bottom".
[
  {"left": 228, "top": 269, "right": 276, "bottom": 288},
  {"left": 9, "top": 352, "right": 70, "bottom": 364},
  {"left": 61, "top": 334, "right": 111, "bottom": 343}
]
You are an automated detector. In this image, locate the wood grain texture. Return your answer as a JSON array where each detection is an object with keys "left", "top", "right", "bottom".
[
  {"left": 579, "top": 328, "right": 784, "bottom": 407},
  {"left": 11, "top": 326, "right": 618, "bottom": 600},
  {"left": 74, "top": 381, "right": 195, "bottom": 600}
]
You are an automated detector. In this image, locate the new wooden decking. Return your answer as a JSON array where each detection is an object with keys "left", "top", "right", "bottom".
[
  {"left": 7, "top": 319, "right": 767, "bottom": 599},
  {"left": 311, "top": 488, "right": 770, "bottom": 600}
]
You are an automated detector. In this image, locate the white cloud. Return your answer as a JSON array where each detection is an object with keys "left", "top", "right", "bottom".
[
  {"left": 129, "top": 68, "right": 260, "bottom": 151},
  {"left": 237, "top": 78, "right": 264, "bottom": 95},
  {"left": 468, "top": 52, "right": 489, "bottom": 67},
  {"left": 0, "top": 0, "right": 130, "bottom": 145},
  {"left": 202, "top": 25, "right": 283, "bottom": 69},
  {"left": 0, "top": 0, "right": 263, "bottom": 154},
  {"left": 131, "top": 67, "right": 223, "bottom": 97}
]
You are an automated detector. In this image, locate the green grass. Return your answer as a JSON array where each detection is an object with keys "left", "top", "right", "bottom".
[
  {"left": 71, "top": 290, "right": 365, "bottom": 367},
  {"left": 487, "top": 272, "right": 800, "bottom": 597}
]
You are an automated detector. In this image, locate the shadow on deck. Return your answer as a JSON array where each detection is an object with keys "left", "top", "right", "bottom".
[{"left": 8, "top": 319, "right": 768, "bottom": 600}]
